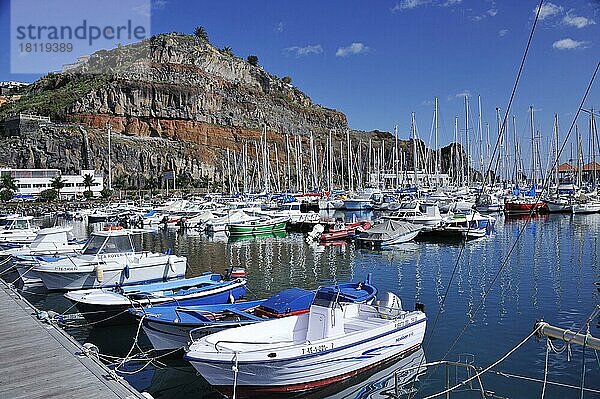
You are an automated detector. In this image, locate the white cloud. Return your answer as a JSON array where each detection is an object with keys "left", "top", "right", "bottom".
[
  {"left": 283, "top": 45, "right": 323, "bottom": 57},
  {"left": 391, "top": 0, "right": 431, "bottom": 12},
  {"left": 552, "top": 38, "right": 587, "bottom": 50},
  {"left": 455, "top": 90, "right": 470, "bottom": 98},
  {"left": 274, "top": 22, "right": 284, "bottom": 33},
  {"left": 487, "top": 8, "right": 498, "bottom": 17},
  {"left": 498, "top": 29, "right": 508, "bottom": 37},
  {"left": 563, "top": 12, "right": 596, "bottom": 28},
  {"left": 534, "top": 2, "right": 563, "bottom": 20},
  {"left": 152, "top": 0, "right": 168, "bottom": 10},
  {"left": 335, "top": 43, "right": 370, "bottom": 57}
]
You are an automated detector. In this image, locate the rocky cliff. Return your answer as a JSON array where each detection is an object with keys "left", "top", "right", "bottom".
[{"left": 0, "top": 33, "right": 464, "bottom": 191}]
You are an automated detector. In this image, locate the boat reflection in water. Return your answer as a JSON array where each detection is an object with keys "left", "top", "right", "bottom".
[
  {"left": 129, "top": 347, "right": 425, "bottom": 399},
  {"left": 305, "top": 347, "right": 426, "bottom": 399}
]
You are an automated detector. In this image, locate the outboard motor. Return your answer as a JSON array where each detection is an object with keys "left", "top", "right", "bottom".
[
  {"left": 377, "top": 292, "right": 403, "bottom": 319},
  {"left": 306, "top": 224, "right": 325, "bottom": 242}
]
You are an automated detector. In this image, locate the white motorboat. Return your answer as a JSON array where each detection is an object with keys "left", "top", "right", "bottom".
[
  {"left": 3, "top": 227, "right": 84, "bottom": 284},
  {"left": 31, "top": 229, "right": 187, "bottom": 290},
  {"left": 475, "top": 193, "right": 503, "bottom": 212},
  {"left": 545, "top": 196, "right": 573, "bottom": 213},
  {"left": 182, "top": 211, "right": 218, "bottom": 229},
  {"left": 383, "top": 202, "right": 442, "bottom": 229},
  {"left": 0, "top": 226, "right": 81, "bottom": 259},
  {"left": 185, "top": 288, "right": 426, "bottom": 396},
  {"left": 205, "top": 211, "right": 261, "bottom": 233},
  {"left": 261, "top": 202, "right": 321, "bottom": 225},
  {"left": 356, "top": 219, "right": 422, "bottom": 246},
  {"left": 572, "top": 200, "right": 600, "bottom": 214},
  {"left": 318, "top": 197, "right": 345, "bottom": 210},
  {"left": 442, "top": 208, "right": 495, "bottom": 239},
  {"left": 0, "top": 216, "right": 39, "bottom": 244}
]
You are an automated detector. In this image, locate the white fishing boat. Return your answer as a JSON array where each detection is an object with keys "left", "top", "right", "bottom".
[
  {"left": 356, "top": 219, "right": 422, "bottom": 246},
  {"left": 31, "top": 229, "right": 187, "bottom": 290},
  {"left": 185, "top": 288, "right": 426, "bottom": 396},
  {"left": 0, "top": 216, "right": 39, "bottom": 244}
]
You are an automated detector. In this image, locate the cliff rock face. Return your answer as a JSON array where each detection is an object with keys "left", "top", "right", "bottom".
[
  {"left": 0, "top": 34, "right": 360, "bottom": 186},
  {"left": 0, "top": 34, "right": 465, "bottom": 190},
  {"left": 68, "top": 34, "right": 348, "bottom": 138}
]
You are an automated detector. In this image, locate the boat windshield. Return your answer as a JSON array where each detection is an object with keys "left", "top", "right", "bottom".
[
  {"left": 82, "top": 235, "right": 106, "bottom": 255},
  {"left": 11, "top": 219, "right": 30, "bottom": 230},
  {"left": 102, "top": 235, "right": 134, "bottom": 253}
]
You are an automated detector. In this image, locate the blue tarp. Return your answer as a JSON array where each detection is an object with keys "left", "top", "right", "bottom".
[{"left": 512, "top": 184, "right": 537, "bottom": 197}]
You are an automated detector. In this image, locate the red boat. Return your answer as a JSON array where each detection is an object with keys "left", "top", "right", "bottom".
[
  {"left": 319, "top": 221, "right": 372, "bottom": 242},
  {"left": 503, "top": 198, "right": 546, "bottom": 215}
]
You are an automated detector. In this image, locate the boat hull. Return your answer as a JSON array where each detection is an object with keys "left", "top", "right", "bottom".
[
  {"left": 504, "top": 201, "right": 545, "bottom": 215},
  {"left": 343, "top": 200, "right": 373, "bottom": 210},
  {"left": 35, "top": 258, "right": 186, "bottom": 290},
  {"left": 228, "top": 221, "right": 287, "bottom": 236},
  {"left": 70, "top": 284, "right": 247, "bottom": 325},
  {"left": 187, "top": 316, "right": 426, "bottom": 393}
]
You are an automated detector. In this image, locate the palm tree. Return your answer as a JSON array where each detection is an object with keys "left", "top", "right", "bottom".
[
  {"left": 144, "top": 176, "right": 158, "bottom": 197},
  {"left": 221, "top": 46, "right": 233, "bottom": 56},
  {"left": 50, "top": 176, "right": 66, "bottom": 200},
  {"left": 83, "top": 173, "right": 95, "bottom": 192},
  {"left": 113, "top": 175, "right": 128, "bottom": 199},
  {"left": 247, "top": 55, "right": 259, "bottom": 66},
  {"left": 194, "top": 26, "right": 208, "bottom": 41},
  {"left": 1, "top": 174, "right": 18, "bottom": 191}
]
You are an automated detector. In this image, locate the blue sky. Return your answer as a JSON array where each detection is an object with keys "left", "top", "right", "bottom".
[{"left": 1, "top": 0, "right": 599, "bottom": 157}]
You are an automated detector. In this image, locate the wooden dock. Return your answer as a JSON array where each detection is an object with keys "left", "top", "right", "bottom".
[{"left": 0, "top": 281, "right": 148, "bottom": 399}]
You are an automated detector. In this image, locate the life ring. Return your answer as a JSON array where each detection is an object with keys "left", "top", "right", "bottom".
[{"left": 103, "top": 225, "right": 123, "bottom": 231}]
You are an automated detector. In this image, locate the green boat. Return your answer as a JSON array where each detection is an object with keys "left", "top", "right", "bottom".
[{"left": 227, "top": 217, "right": 289, "bottom": 236}]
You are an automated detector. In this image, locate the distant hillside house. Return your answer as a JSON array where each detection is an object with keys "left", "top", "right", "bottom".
[
  {"left": 3, "top": 113, "right": 52, "bottom": 137},
  {"left": 0, "top": 169, "right": 104, "bottom": 199},
  {"left": 554, "top": 162, "right": 600, "bottom": 183}
]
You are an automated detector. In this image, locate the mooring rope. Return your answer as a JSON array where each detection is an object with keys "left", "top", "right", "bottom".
[{"left": 423, "top": 325, "right": 541, "bottom": 399}]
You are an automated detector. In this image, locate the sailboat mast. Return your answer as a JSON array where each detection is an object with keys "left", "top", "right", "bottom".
[
  {"left": 553, "top": 114, "right": 559, "bottom": 188},
  {"left": 411, "top": 112, "right": 418, "bottom": 188},
  {"left": 529, "top": 106, "right": 536, "bottom": 186},
  {"left": 107, "top": 122, "right": 112, "bottom": 190},
  {"left": 477, "top": 95, "right": 483, "bottom": 183},
  {"left": 394, "top": 125, "right": 399, "bottom": 190},
  {"left": 346, "top": 129, "right": 353, "bottom": 192},
  {"left": 434, "top": 97, "right": 439, "bottom": 187},
  {"left": 591, "top": 109, "right": 597, "bottom": 188},
  {"left": 464, "top": 95, "right": 470, "bottom": 186}
]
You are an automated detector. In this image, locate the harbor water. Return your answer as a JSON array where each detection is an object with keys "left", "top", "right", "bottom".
[{"left": 12, "top": 211, "right": 600, "bottom": 398}]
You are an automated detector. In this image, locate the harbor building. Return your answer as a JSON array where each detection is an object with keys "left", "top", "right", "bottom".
[{"left": 0, "top": 168, "right": 104, "bottom": 199}]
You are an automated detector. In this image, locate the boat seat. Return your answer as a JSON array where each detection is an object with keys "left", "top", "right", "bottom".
[{"left": 343, "top": 317, "right": 388, "bottom": 333}]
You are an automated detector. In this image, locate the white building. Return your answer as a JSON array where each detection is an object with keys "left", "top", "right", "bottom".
[{"left": 0, "top": 169, "right": 104, "bottom": 199}]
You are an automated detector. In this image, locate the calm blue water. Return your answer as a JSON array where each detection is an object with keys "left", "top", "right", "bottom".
[{"left": 14, "top": 212, "right": 600, "bottom": 398}]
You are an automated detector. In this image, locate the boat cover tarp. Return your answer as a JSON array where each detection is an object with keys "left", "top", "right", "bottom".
[
  {"left": 364, "top": 219, "right": 419, "bottom": 240},
  {"left": 259, "top": 288, "right": 315, "bottom": 315}
]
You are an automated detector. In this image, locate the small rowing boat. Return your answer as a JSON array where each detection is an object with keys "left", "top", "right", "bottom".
[{"left": 64, "top": 273, "right": 247, "bottom": 325}]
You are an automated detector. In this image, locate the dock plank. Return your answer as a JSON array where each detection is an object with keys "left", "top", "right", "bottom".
[{"left": 0, "top": 282, "right": 146, "bottom": 399}]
